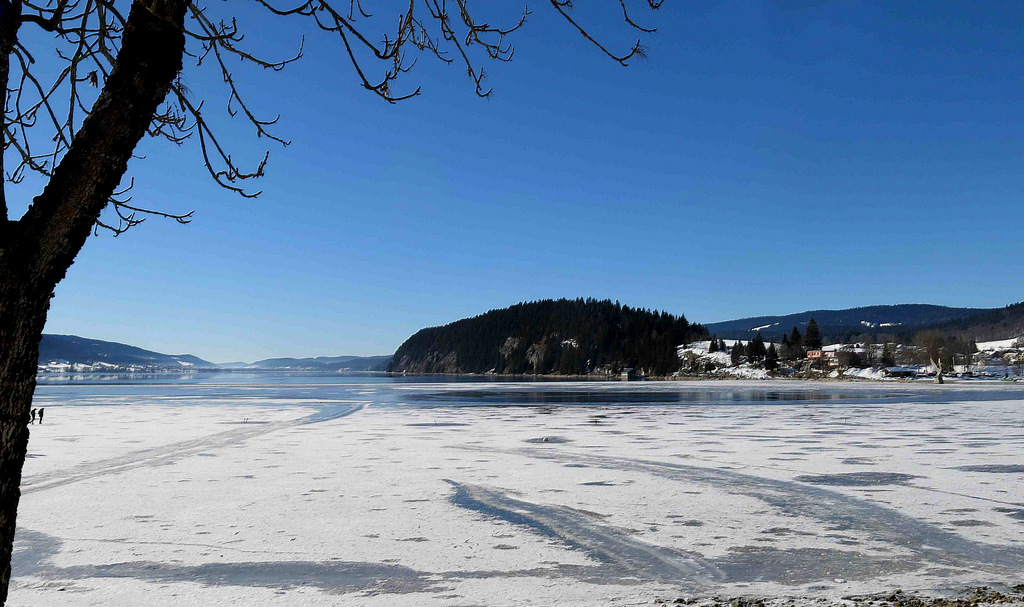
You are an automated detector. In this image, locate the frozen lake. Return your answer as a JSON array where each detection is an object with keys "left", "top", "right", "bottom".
[{"left": 11, "top": 375, "right": 1024, "bottom": 605}]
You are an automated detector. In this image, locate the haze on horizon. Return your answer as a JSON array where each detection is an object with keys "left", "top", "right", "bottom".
[{"left": 28, "top": 2, "right": 1024, "bottom": 362}]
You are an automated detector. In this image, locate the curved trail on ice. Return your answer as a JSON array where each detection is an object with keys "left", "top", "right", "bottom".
[
  {"left": 22, "top": 403, "right": 365, "bottom": 494},
  {"left": 457, "top": 445, "right": 1024, "bottom": 577},
  {"left": 447, "top": 480, "right": 724, "bottom": 587}
]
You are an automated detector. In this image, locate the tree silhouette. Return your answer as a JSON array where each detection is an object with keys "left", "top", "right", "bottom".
[
  {"left": 747, "top": 331, "right": 766, "bottom": 362},
  {"left": 0, "top": 1, "right": 664, "bottom": 600},
  {"left": 881, "top": 342, "right": 896, "bottom": 367},
  {"left": 803, "top": 318, "right": 822, "bottom": 350},
  {"left": 764, "top": 342, "right": 779, "bottom": 372},
  {"left": 730, "top": 340, "right": 744, "bottom": 366}
]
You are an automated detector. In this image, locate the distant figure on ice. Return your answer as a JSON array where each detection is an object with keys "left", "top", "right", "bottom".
[
  {"left": 38, "top": 408, "right": 44, "bottom": 424},
  {"left": 29, "top": 409, "right": 36, "bottom": 424}
]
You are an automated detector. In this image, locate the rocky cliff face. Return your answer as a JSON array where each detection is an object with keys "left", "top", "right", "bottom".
[
  {"left": 390, "top": 332, "right": 571, "bottom": 375},
  {"left": 390, "top": 350, "right": 460, "bottom": 374}
]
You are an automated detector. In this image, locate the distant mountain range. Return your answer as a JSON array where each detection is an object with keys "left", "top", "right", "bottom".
[
  {"left": 702, "top": 304, "right": 993, "bottom": 342},
  {"left": 38, "top": 300, "right": 1024, "bottom": 373},
  {"left": 39, "top": 335, "right": 214, "bottom": 369},
  {"left": 242, "top": 355, "right": 392, "bottom": 371},
  {"left": 37, "top": 334, "right": 391, "bottom": 371}
]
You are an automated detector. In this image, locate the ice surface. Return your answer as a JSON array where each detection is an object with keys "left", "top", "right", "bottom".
[{"left": 10, "top": 377, "right": 1024, "bottom": 605}]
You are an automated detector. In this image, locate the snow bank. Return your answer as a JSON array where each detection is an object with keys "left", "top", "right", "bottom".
[
  {"left": 977, "top": 336, "right": 1023, "bottom": 351},
  {"left": 843, "top": 367, "right": 890, "bottom": 381},
  {"left": 678, "top": 339, "right": 743, "bottom": 355},
  {"left": 715, "top": 364, "right": 769, "bottom": 380}
]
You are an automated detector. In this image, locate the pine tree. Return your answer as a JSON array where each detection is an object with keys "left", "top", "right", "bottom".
[
  {"left": 790, "top": 326, "right": 802, "bottom": 346},
  {"left": 709, "top": 335, "right": 719, "bottom": 353},
  {"left": 803, "top": 318, "right": 822, "bottom": 350},
  {"left": 730, "top": 341, "right": 744, "bottom": 366},
  {"left": 765, "top": 343, "right": 779, "bottom": 372},
  {"left": 881, "top": 343, "right": 896, "bottom": 367},
  {"left": 780, "top": 334, "right": 793, "bottom": 360},
  {"left": 748, "top": 332, "right": 767, "bottom": 362},
  {"left": 718, "top": 338, "right": 727, "bottom": 352}
]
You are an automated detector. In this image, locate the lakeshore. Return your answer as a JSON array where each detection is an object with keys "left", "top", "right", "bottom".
[{"left": 11, "top": 377, "right": 1024, "bottom": 605}]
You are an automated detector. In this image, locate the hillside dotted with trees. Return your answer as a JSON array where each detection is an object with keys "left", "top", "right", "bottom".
[{"left": 388, "top": 299, "right": 706, "bottom": 377}]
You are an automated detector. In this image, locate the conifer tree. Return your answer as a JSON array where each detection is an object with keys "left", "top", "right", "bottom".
[
  {"left": 765, "top": 343, "right": 779, "bottom": 372},
  {"left": 718, "top": 338, "right": 727, "bottom": 352},
  {"left": 748, "top": 332, "right": 767, "bottom": 362},
  {"left": 709, "top": 335, "right": 719, "bottom": 353},
  {"left": 780, "top": 334, "right": 793, "bottom": 360},
  {"left": 730, "top": 341, "right": 744, "bottom": 366},
  {"left": 803, "top": 319, "right": 823, "bottom": 350},
  {"left": 790, "top": 326, "right": 802, "bottom": 348},
  {"left": 881, "top": 343, "right": 896, "bottom": 367}
]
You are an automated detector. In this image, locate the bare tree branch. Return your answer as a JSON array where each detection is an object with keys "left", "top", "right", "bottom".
[{"left": 5, "top": 0, "right": 661, "bottom": 234}]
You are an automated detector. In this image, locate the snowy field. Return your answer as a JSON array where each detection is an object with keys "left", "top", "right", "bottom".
[{"left": 10, "top": 377, "right": 1024, "bottom": 606}]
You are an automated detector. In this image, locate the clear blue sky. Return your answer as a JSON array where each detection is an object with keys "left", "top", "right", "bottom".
[{"left": 20, "top": 1, "right": 1024, "bottom": 362}]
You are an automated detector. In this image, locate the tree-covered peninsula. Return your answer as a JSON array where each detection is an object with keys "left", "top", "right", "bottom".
[{"left": 388, "top": 299, "right": 706, "bottom": 377}]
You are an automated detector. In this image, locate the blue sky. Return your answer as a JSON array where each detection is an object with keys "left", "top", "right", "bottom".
[{"left": 20, "top": 1, "right": 1024, "bottom": 361}]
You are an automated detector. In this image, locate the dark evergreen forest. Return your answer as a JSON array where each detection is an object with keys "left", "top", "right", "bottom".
[
  {"left": 387, "top": 298, "right": 706, "bottom": 376},
  {"left": 920, "top": 302, "right": 1024, "bottom": 342}
]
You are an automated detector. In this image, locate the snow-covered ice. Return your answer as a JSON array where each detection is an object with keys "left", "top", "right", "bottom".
[{"left": 10, "top": 377, "right": 1024, "bottom": 606}]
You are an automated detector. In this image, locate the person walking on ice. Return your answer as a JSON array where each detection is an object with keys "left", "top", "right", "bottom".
[
  {"left": 38, "top": 408, "right": 44, "bottom": 424},
  {"left": 29, "top": 409, "right": 36, "bottom": 424}
]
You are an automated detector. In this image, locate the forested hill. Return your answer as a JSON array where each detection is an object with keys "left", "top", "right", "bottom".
[
  {"left": 38, "top": 334, "right": 213, "bottom": 368},
  {"left": 703, "top": 304, "right": 988, "bottom": 342},
  {"left": 925, "top": 301, "right": 1024, "bottom": 342},
  {"left": 387, "top": 299, "right": 706, "bottom": 376}
]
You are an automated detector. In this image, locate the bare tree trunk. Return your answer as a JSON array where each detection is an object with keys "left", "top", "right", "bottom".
[
  {"left": 0, "top": 2, "right": 187, "bottom": 602},
  {"left": 0, "top": 271, "right": 50, "bottom": 603},
  {"left": 0, "top": 4, "right": 36, "bottom": 602}
]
